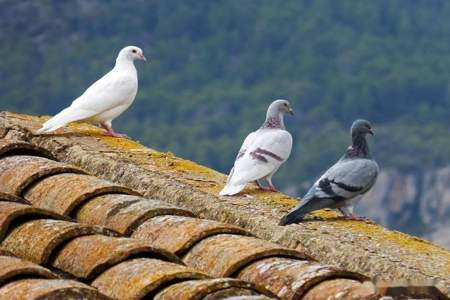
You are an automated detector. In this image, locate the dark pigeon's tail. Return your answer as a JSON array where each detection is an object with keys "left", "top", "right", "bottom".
[{"left": 279, "top": 197, "right": 335, "bottom": 225}]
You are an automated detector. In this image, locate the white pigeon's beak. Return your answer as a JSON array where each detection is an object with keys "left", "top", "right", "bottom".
[
  {"left": 139, "top": 53, "right": 147, "bottom": 61},
  {"left": 288, "top": 107, "right": 294, "bottom": 115}
]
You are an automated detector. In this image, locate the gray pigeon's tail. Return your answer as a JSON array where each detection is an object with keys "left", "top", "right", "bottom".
[{"left": 279, "top": 197, "right": 335, "bottom": 225}]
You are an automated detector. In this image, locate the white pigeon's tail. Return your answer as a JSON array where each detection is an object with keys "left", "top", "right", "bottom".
[
  {"left": 37, "top": 106, "right": 96, "bottom": 134},
  {"left": 219, "top": 182, "right": 247, "bottom": 196}
]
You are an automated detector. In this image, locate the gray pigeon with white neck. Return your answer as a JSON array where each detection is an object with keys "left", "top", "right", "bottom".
[
  {"left": 220, "top": 99, "right": 294, "bottom": 196},
  {"left": 37, "top": 45, "right": 146, "bottom": 137},
  {"left": 279, "top": 119, "right": 379, "bottom": 225}
]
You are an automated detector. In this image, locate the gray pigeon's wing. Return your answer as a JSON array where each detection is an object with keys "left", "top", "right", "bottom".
[
  {"left": 279, "top": 158, "right": 378, "bottom": 225},
  {"left": 310, "top": 158, "right": 379, "bottom": 201}
]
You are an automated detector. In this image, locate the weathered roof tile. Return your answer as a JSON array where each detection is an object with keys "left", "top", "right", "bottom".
[
  {"left": 92, "top": 258, "right": 209, "bottom": 299},
  {"left": 132, "top": 215, "right": 251, "bottom": 255},
  {"left": 1, "top": 219, "right": 106, "bottom": 264},
  {"left": 183, "top": 234, "right": 308, "bottom": 277},
  {"left": 0, "top": 255, "right": 57, "bottom": 285},
  {"left": 24, "top": 173, "right": 139, "bottom": 216},
  {"left": 0, "top": 192, "right": 30, "bottom": 205},
  {"left": 51, "top": 234, "right": 180, "bottom": 280},
  {"left": 238, "top": 257, "right": 369, "bottom": 299},
  {"left": 0, "top": 155, "right": 84, "bottom": 195},
  {"left": 77, "top": 194, "right": 194, "bottom": 235},
  {"left": 154, "top": 278, "right": 275, "bottom": 300},
  {"left": 0, "top": 201, "right": 65, "bottom": 241},
  {"left": 0, "top": 139, "right": 53, "bottom": 159},
  {"left": 0, "top": 278, "right": 111, "bottom": 300},
  {"left": 302, "top": 278, "right": 377, "bottom": 300}
]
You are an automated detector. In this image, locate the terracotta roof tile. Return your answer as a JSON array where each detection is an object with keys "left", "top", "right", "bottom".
[
  {"left": 132, "top": 215, "right": 251, "bottom": 255},
  {"left": 0, "top": 155, "right": 84, "bottom": 195},
  {"left": 0, "top": 137, "right": 377, "bottom": 299},
  {"left": 0, "top": 191, "right": 30, "bottom": 205},
  {"left": 0, "top": 254, "right": 111, "bottom": 299},
  {"left": 0, "top": 201, "right": 65, "bottom": 241},
  {"left": 0, "top": 139, "right": 53, "bottom": 159},
  {"left": 91, "top": 258, "right": 209, "bottom": 299},
  {"left": 0, "top": 278, "right": 111, "bottom": 300},
  {"left": 77, "top": 194, "right": 195, "bottom": 235},
  {"left": 1, "top": 219, "right": 107, "bottom": 264},
  {"left": 183, "top": 234, "right": 308, "bottom": 278},
  {"left": 0, "top": 254, "right": 57, "bottom": 284},
  {"left": 24, "top": 173, "right": 139, "bottom": 216},
  {"left": 154, "top": 278, "right": 275, "bottom": 300},
  {"left": 51, "top": 234, "right": 180, "bottom": 280},
  {"left": 238, "top": 257, "right": 367, "bottom": 299}
]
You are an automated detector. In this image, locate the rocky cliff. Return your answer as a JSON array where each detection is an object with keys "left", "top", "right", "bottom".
[{"left": 356, "top": 167, "right": 450, "bottom": 249}]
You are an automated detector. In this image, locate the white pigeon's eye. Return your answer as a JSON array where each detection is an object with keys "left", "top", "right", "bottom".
[{"left": 132, "top": 49, "right": 137, "bottom": 53}]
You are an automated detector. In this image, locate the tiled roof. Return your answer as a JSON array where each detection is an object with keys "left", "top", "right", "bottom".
[
  {"left": 0, "top": 138, "right": 376, "bottom": 299},
  {"left": 1, "top": 112, "right": 449, "bottom": 299}
]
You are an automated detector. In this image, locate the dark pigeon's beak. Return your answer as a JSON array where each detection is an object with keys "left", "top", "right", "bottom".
[
  {"left": 288, "top": 107, "right": 294, "bottom": 115},
  {"left": 368, "top": 128, "right": 374, "bottom": 135}
]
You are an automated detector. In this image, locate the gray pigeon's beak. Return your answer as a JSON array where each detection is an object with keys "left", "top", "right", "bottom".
[
  {"left": 368, "top": 128, "right": 374, "bottom": 135},
  {"left": 288, "top": 108, "right": 294, "bottom": 115}
]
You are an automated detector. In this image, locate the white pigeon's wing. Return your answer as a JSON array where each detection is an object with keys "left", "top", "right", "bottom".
[
  {"left": 71, "top": 70, "right": 137, "bottom": 113},
  {"left": 234, "top": 131, "right": 258, "bottom": 160},
  {"left": 229, "top": 129, "right": 292, "bottom": 186},
  {"left": 38, "top": 69, "right": 137, "bottom": 134}
]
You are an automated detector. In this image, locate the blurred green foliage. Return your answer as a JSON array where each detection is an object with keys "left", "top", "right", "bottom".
[{"left": 1, "top": 0, "right": 449, "bottom": 194}]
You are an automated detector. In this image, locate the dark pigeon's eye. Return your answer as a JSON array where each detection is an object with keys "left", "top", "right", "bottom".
[{"left": 132, "top": 49, "right": 137, "bottom": 53}]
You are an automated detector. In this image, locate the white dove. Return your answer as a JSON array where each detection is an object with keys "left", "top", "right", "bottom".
[
  {"left": 220, "top": 99, "right": 294, "bottom": 196},
  {"left": 37, "top": 46, "right": 146, "bottom": 137}
]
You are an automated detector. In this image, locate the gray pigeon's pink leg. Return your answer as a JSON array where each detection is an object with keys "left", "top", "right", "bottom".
[
  {"left": 100, "top": 123, "right": 128, "bottom": 138},
  {"left": 338, "top": 207, "right": 367, "bottom": 220}
]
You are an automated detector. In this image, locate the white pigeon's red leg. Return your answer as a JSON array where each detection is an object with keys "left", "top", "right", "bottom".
[
  {"left": 255, "top": 180, "right": 272, "bottom": 191},
  {"left": 100, "top": 123, "right": 128, "bottom": 138},
  {"left": 267, "top": 181, "right": 279, "bottom": 192}
]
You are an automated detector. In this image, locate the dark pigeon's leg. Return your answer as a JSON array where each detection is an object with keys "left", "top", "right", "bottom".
[{"left": 338, "top": 206, "right": 368, "bottom": 221}]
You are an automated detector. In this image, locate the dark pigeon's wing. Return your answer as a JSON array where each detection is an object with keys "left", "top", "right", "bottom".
[{"left": 279, "top": 158, "right": 378, "bottom": 225}]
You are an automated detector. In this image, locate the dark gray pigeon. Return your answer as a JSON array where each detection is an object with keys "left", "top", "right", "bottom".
[{"left": 279, "top": 119, "right": 379, "bottom": 225}]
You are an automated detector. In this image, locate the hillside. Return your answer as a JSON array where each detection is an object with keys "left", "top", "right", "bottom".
[{"left": 1, "top": 0, "right": 449, "bottom": 245}]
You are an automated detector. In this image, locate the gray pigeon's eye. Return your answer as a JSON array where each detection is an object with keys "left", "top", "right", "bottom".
[
  {"left": 284, "top": 103, "right": 287, "bottom": 106},
  {"left": 132, "top": 49, "right": 137, "bottom": 53}
]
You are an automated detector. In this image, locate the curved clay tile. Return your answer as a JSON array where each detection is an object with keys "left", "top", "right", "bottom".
[
  {"left": 92, "top": 258, "right": 209, "bottom": 299},
  {"left": 0, "top": 192, "right": 30, "bottom": 205},
  {"left": 0, "top": 279, "right": 110, "bottom": 300},
  {"left": 238, "top": 257, "right": 370, "bottom": 299},
  {"left": 0, "top": 155, "right": 84, "bottom": 195},
  {"left": 0, "top": 201, "right": 66, "bottom": 242},
  {"left": 0, "top": 139, "right": 54, "bottom": 160},
  {"left": 76, "top": 194, "right": 193, "bottom": 235},
  {"left": 154, "top": 278, "right": 276, "bottom": 300},
  {"left": 0, "top": 255, "right": 57, "bottom": 286},
  {"left": 183, "top": 234, "right": 309, "bottom": 278},
  {"left": 302, "top": 278, "right": 377, "bottom": 300},
  {"left": 23, "top": 173, "right": 140, "bottom": 216},
  {"left": 1, "top": 219, "right": 108, "bottom": 264},
  {"left": 51, "top": 234, "right": 180, "bottom": 280},
  {"left": 132, "top": 215, "right": 251, "bottom": 256}
]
